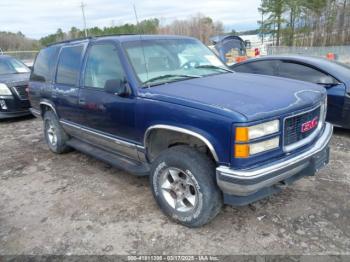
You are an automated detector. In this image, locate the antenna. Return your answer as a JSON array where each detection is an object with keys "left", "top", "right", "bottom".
[
  {"left": 80, "top": 2, "right": 88, "bottom": 37},
  {"left": 133, "top": 3, "right": 150, "bottom": 87}
]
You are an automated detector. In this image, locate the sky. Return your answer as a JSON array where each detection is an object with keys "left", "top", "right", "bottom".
[{"left": 0, "top": 0, "right": 261, "bottom": 39}]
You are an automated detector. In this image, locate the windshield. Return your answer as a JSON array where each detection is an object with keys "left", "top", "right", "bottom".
[
  {"left": 123, "top": 38, "right": 229, "bottom": 86},
  {"left": 0, "top": 57, "right": 30, "bottom": 75}
]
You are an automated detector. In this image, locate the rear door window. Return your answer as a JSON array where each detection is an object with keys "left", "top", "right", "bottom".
[
  {"left": 56, "top": 45, "right": 84, "bottom": 86},
  {"left": 31, "top": 46, "right": 60, "bottom": 82},
  {"left": 233, "top": 60, "right": 278, "bottom": 76}
]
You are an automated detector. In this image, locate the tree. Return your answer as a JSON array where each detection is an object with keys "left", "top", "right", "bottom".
[
  {"left": 0, "top": 31, "right": 38, "bottom": 51},
  {"left": 259, "top": 0, "right": 286, "bottom": 46},
  {"left": 258, "top": 0, "right": 350, "bottom": 46},
  {"left": 38, "top": 18, "right": 161, "bottom": 46},
  {"left": 283, "top": 0, "right": 303, "bottom": 45},
  {"left": 158, "top": 14, "right": 224, "bottom": 44},
  {"left": 69, "top": 27, "right": 80, "bottom": 39}
]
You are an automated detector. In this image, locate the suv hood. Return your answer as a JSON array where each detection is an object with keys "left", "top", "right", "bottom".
[{"left": 140, "top": 73, "right": 326, "bottom": 122}]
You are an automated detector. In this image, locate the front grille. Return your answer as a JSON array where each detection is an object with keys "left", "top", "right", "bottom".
[
  {"left": 13, "top": 85, "right": 28, "bottom": 100},
  {"left": 284, "top": 106, "right": 321, "bottom": 147}
]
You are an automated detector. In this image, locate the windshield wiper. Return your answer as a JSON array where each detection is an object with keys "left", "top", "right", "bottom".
[
  {"left": 195, "top": 65, "right": 233, "bottom": 73},
  {"left": 142, "top": 74, "right": 201, "bottom": 86}
]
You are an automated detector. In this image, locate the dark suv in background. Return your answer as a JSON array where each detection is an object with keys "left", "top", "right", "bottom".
[
  {"left": 231, "top": 56, "right": 350, "bottom": 129},
  {"left": 0, "top": 55, "right": 31, "bottom": 119}
]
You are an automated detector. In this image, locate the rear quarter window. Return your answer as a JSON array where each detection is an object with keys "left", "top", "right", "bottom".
[{"left": 30, "top": 46, "right": 60, "bottom": 82}]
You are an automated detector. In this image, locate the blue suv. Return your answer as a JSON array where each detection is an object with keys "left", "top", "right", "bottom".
[{"left": 29, "top": 35, "right": 333, "bottom": 227}]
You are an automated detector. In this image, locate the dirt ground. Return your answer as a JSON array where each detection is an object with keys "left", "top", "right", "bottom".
[{"left": 0, "top": 116, "right": 349, "bottom": 255}]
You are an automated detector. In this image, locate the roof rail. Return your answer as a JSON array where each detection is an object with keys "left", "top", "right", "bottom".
[
  {"left": 46, "top": 33, "right": 137, "bottom": 47},
  {"left": 93, "top": 33, "right": 137, "bottom": 38},
  {"left": 46, "top": 36, "right": 93, "bottom": 47}
]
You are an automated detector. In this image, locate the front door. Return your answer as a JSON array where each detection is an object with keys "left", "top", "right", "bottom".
[{"left": 75, "top": 41, "right": 139, "bottom": 158}]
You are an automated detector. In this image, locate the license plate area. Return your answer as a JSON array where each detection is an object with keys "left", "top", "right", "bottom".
[{"left": 312, "top": 147, "right": 330, "bottom": 172}]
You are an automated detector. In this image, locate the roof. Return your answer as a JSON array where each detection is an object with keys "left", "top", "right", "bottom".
[{"left": 47, "top": 34, "right": 197, "bottom": 47}]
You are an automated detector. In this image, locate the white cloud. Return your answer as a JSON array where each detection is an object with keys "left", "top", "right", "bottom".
[{"left": 0, "top": 0, "right": 261, "bottom": 39}]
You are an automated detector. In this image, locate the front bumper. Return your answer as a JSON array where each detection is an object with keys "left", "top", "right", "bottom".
[
  {"left": 216, "top": 123, "right": 333, "bottom": 205},
  {"left": 0, "top": 110, "right": 31, "bottom": 119},
  {"left": 0, "top": 95, "right": 31, "bottom": 119}
]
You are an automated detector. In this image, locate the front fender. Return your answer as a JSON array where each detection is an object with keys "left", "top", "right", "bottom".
[
  {"left": 144, "top": 124, "right": 220, "bottom": 162},
  {"left": 39, "top": 99, "right": 58, "bottom": 118},
  {"left": 136, "top": 98, "right": 234, "bottom": 165}
]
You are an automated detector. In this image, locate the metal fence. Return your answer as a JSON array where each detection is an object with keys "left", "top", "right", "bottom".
[
  {"left": 2, "top": 46, "right": 350, "bottom": 66},
  {"left": 267, "top": 45, "right": 350, "bottom": 65}
]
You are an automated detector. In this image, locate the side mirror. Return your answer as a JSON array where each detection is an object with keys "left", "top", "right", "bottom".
[
  {"left": 244, "top": 40, "right": 251, "bottom": 48},
  {"left": 104, "top": 79, "right": 129, "bottom": 96}
]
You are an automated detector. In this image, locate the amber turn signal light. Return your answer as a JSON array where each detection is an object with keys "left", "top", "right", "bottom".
[
  {"left": 235, "top": 127, "right": 249, "bottom": 142},
  {"left": 234, "top": 144, "right": 249, "bottom": 158}
]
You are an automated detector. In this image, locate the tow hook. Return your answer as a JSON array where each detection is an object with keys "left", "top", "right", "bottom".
[{"left": 274, "top": 181, "right": 288, "bottom": 190}]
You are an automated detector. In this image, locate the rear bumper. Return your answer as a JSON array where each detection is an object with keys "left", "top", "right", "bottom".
[{"left": 216, "top": 123, "right": 333, "bottom": 204}]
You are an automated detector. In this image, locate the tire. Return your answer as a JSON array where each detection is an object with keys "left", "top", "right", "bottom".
[
  {"left": 150, "top": 145, "right": 222, "bottom": 227},
  {"left": 43, "top": 110, "right": 71, "bottom": 154}
]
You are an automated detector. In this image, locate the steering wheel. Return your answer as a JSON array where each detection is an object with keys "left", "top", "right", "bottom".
[{"left": 181, "top": 61, "right": 200, "bottom": 69}]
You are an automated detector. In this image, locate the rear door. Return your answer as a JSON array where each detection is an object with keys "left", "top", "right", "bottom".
[
  {"left": 53, "top": 43, "right": 86, "bottom": 123},
  {"left": 29, "top": 45, "right": 61, "bottom": 109}
]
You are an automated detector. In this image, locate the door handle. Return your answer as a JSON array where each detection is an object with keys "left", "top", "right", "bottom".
[{"left": 79, "top": 98, "right": 86, "bottom": 104}]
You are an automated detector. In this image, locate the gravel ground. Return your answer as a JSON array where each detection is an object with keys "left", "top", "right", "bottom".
[{"left": 0, "top": 116, "right": 349, "bottom": 255}]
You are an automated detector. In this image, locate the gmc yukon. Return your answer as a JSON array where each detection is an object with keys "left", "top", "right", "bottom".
[{"left": 29, "top": 35, "right": 333, "bottom": 227}]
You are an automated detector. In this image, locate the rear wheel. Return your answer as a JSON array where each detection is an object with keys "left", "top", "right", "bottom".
[
  {"left": 150, "top": 145, "right": 222, "bottom": 227},
  {"left": 43, "top": 111, "right": 71, "bottom": 154}
]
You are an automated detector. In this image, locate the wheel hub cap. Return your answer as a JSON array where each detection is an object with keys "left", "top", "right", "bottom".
[
  {"left": 46, "top": 121, "right": 57, "bottom": 146},
  {"left": 159, "top": 167, "right": 198, "bottom": 213}
]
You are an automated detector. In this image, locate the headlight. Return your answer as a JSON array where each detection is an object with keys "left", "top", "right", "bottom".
[
  {"left": 0, "top": 83, "right": 12, "bottom": 96},
  {"left": 235, "top": 120, "right": 279, "bottom": 141},
  {"left": 234, "top": 137, "right": 280, "bottom": 158},
  {"left": 234, "top": 120, "right": 280, "bottom": 158},
  {"left": 249, "top": 137, "right": 280, "bottom": 155}
]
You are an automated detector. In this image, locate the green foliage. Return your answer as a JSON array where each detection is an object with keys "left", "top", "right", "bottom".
[
  {"left": 258, "top": 0, "right": 348, "bottom": 46},
  {"left": 259, "top": 0, "right": 287, "bottom": 45},
  {"left": 0, "top": 31, "right": 38, "bottom": 51},
  {"left": 39, "top": 18, "right": 160, "bottom": 46}
]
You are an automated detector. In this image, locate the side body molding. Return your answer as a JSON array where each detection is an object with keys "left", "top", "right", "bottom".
[{"left": 144, "top": 124, "right": 219, "bottom": 162}]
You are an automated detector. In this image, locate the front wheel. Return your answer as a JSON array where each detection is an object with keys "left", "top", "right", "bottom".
[{"left": 150, "top": 145, "right": 222, "bottom": 227}]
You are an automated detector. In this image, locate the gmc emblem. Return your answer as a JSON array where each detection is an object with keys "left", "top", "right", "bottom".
[{"left": 301, "top": 117, "right": 319, "bottom": 133}]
